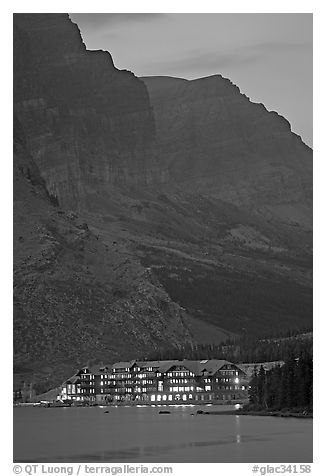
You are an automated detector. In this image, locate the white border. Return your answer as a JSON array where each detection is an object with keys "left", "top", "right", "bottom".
[{"left": 3, "top": 0, "right": 322, "bottom": 473}]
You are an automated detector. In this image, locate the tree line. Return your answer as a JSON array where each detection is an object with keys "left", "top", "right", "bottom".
[
  {"left": 247, "top": 352, "right": 312, "bottom": 412},
  {"left": 144, "top": 328, "right": 312, "bottom": 364}
]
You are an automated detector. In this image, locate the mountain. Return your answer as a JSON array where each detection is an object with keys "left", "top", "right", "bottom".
[{"left": 13, "top": 14, "right": 312, "bottom": 389}]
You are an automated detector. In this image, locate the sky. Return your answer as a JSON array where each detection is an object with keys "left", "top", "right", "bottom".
[{"left": 70, "top": 14, "right": 311, "bottom": 147}]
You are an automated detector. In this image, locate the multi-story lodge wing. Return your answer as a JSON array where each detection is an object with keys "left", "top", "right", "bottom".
[
  {"left": 59, "top": 359, "right": 248, "bottom": 404},
  {"left": 59, "top": 365, "right": 103, "bottom": 403}
]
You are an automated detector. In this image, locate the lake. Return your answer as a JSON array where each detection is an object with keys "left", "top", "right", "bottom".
[{"left": 13, "top": 405, "right": 312, "bottom": 463}]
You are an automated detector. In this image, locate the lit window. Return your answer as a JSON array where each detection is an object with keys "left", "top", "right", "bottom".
[
  {"left": 151, "top": 395, "right": 155, "bottom": 401},
  {"left": 168, "top": 395, "right": 172, "bottom": 401},
  {"left": 205, "top": 385, "right": 211, "bottom": 391},
  {"left": 162, "top": 395, "right": 167, "bottom": 401},
  {"left": 182, "top": 394, "right": 187, "bottom": 401}
]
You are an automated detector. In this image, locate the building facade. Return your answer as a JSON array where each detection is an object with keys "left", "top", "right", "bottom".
[{"left": 59, "top": 359, "right": 248, "bottom": 404}]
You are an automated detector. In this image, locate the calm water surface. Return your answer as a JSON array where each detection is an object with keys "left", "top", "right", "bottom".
[{"left": 13, "top": 405, "right": 312, "bottom": 463}]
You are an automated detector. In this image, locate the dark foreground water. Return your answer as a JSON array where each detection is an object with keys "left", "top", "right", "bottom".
[{"left": 13, "top": 405, "right": 312, "bottom": 463}]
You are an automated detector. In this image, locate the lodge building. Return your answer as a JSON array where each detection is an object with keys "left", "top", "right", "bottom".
[{"left": 59, "top": 359, "right": 248, "bottom": 404}]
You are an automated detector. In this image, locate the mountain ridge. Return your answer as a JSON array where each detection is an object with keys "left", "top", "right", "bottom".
[{"left": 141, "top": 74, "right": 311, "bottom": 148}]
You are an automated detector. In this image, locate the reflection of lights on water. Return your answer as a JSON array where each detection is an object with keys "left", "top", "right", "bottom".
[
  {"left": 168, "top": 404, "right": 195, "bottom": 407},
  {"left": 235, "top": 411, "right": 241, "bottom": 443}
]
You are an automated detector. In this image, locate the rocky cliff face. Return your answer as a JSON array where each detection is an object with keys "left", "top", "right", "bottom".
[
  {"left": 14, "top": 14, "right": 165, "bottom": 213},
  {"left": 13, "top": 14, "right": 312, "bottom": 390},
  {"left": 142, "top": 75, "right": 312, "bottom": 227}
]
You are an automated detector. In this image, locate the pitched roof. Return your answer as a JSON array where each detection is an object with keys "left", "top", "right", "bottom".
[
  {"left": 98, "top": 365, "right": 112, "bottom": 373},
  {"left": 137, "top": 360, "right": 174, "bottom": 369},
  {"left": 199, "top": 359, "right": 232, "bottom": 375},
  {"left": 68, "top": 359, "right": 243, "bottom": 377},
  {"left": 112, "top": 360, "right": 136, "bottom": 369},
  {"left": 156, "top": 359, "right": 235, "bottom": 376},
  {"left": 89, "top": 364, "right": 112, "bottom": 374},
  {"left": 64, "top": 372, "right": 81, "bottom": 384}
]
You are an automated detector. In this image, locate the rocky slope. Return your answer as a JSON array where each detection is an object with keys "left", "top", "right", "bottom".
[
  {"left": 13, "top": 115, "right": 192, "bottom": 388},
  {"left": 13, "top": 14, "right": 312, "bottom": 390}
]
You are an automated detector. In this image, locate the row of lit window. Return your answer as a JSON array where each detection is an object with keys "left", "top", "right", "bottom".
[
  {"left": 108, "top": 380, "right": 154, "bottom": 386},
  {"left": 220, "top": 370, "right": 238, "bottom": 375},
  {"left": 113, "top": 367, "right": 154, "bottom": 372},
  {"left": 168, "top": 378, "right": 193, "bottom": 384},
  {"left": 150, "top": 394, "right": 195, "bottom": 402},
  {"left": 166, "top": 371, "right": 193, "bottom": 377},
  {"left": 219, "top": 377, "right": 240, "bottom": 383},
  {"left": 111, "top": 372, "right": 161, "bottom": 379},
  {"left": 75, "top": 367, "right": 241, "bottom": 383},
  {"left": 215, "top": 385, "right": 245, "bottom": 390},
  {"left": 113, "top": 368, "right": 136, "bottom": 372},
  {"left": 111, "top": 374, "right": 132, "bottom": 379},
  {"left": 169, "top": 386, "right": 194, "bottom": 392},
  {"left": 114, "top": 388, "right": 146, "bottom": 393},
  {"left": 74, "top": 385, "right": 245, "bottom": 395}
]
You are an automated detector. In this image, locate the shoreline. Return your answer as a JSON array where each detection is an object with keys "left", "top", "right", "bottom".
[
  {"left": 201, "top": 410, "right": 313, "bottom": 418},
  {"left": 14, "top": 403, "right": 312, "bottom": 418},
  {"left": 14, "top": 400, "right": 247, "bottom": 408}
]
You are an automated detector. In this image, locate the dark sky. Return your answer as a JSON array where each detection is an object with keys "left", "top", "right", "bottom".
[{"left": 70, "top": 13, "right": 313, "bottom": 147}]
